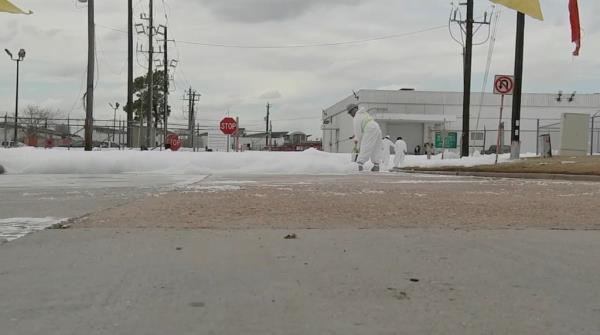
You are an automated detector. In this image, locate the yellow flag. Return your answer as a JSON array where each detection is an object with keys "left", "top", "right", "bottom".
[
  {"left": 490, "top": 0, "right": 543, "bottom": 20},
  {"left": 0, "top": 0, "right": 32, "bottom": 14}
]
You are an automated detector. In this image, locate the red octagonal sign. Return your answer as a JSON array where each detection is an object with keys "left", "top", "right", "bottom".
[
  {"left": 220, "top": 117, "right": 237, "bottom": 135},
  {"left": 166, "top": 133, "right": 182, "bottom": 151}
]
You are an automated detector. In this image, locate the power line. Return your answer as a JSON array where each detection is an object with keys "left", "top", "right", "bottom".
[
  {"left": 475, "top": 8, "right": 501, "bottom": 131},
  {"left": 97, "top": 23, "right": 449, "bottom": 49},
  {"left": 176, "top": 25, "right": 448, "bottom": 49}
]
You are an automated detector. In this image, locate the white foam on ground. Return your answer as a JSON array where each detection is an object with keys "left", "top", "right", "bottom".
[
  {"left": 0, "top": 147, "right": 531, "bottom": 175},
  {"left": 0, "top": 217, "right": 68, "bottom": 242}
]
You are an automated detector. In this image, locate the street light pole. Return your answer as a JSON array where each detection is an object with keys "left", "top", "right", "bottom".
[
  {"left": 109, "top": 102, "right": 120, "bottom": 147},
  {"left": 5, "top": 48, "right": 25, "bottom": 145}
]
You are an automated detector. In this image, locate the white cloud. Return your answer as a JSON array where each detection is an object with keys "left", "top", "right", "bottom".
[
  {"left": 0, "top": 0, "right": 598, "bottom": 136},
  {"left": 258, "top": 90, "right": 282, "bottom": 100}
]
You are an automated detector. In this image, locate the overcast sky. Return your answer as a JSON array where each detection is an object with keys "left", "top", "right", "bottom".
[{"left": 1, "top": 0, "right": 598, "bottom": 136}]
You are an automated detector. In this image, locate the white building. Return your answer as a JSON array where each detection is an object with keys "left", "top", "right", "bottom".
[
  {"left": 238, "top": 131, "right": 287, "bottom": 151},
  {"left": 322, "top": 89, "right": 600, "bottom": 155}
]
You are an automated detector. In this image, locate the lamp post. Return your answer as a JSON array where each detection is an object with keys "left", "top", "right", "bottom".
[
  {"left": 5, "top": 48, "right": 25, "bottom": 145},
  {"left": 109, "top": 102, "right": 120, "bottom": 147}
]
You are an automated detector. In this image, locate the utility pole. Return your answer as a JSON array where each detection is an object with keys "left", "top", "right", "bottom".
[
  {"left": 191, "top": 91, "right": 196, "bottom": 150},
  {"left": 163, "top": 25, "right": 169, "bottom": 149},
  {"left": 127, "top": 0, "right": 133, "bottom": 147},
  {"left": 145, "top": 0, "right": 154, "bottom": 150},
  {"left": 187, "top": 87, "right": 193, "bottom": 134},
  {"left": 510, "top": 13, "right": 525, "bottom": 160},
  {"left": 461, "top": 0, "right": 474, "bottom": 158},
  {"left": 184, "top": 88, "right": 200, "bottom": 150},
  {"left": 449, "top": 1, "right": 491, "bottom": 157},
  {"left": 84, "top": 0, "right": 95, "bottom": 151},
  {"left": 137, "top": 5, "right": 168, "bottom": 150},
  {"left": 156, "top": 25, "right": 176, "bottom": 149},
  {"left": 265, "top": 103, "right": 270, "bottom": 148}
]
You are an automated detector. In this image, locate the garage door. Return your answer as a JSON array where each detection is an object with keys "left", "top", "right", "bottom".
[{"left": 385, "top": 123, "right": 424, "bottom": 154}]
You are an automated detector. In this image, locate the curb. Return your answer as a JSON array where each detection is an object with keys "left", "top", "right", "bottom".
[{"left": 400, "top": 169, "right": 600, "bottom": 182}]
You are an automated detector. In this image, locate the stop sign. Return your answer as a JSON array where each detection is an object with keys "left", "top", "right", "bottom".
[
  {"left": 166, "top": 133, "right": 182, "bottom": 151},
  {"left": 220, "top": 117, "right": 237, "bottom": 135}
]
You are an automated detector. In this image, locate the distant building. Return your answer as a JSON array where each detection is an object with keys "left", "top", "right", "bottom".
[
  {"left": 322, "top": 89, "right": 600, "bottom": 154},
  {"left": 0, "top": 120, "right": 82, "bottom": 148},
  {"left": 239, "top": 131, "right": 287, "bottom": 151}
]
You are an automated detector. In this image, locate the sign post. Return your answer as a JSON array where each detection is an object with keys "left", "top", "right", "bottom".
[
  {"left": 493, "top": 75, "right": 515, "bottom": 164},
  {"left": 220, "top": 117, "right": 238, "bottom": 152},
  {"left": 235, "top": 117, "right": 240, "bottom": 152}
]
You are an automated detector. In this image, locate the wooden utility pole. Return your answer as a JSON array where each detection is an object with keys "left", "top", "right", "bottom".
[
  {"left": 145, "top": 0, "right": 154, "bottom": 150},
  {"left": 163, "top": 26, "right": 169, "bottom": 149},
  {"left": 184, "top": 88, "right": 200, "bottom": 150},
  {"left": 510, "top": 13, "right": 525, "bottom": 160},
  {"left": 265, "top": 103, "right": 270, "bottom": 148},
  {"left": 84, "top": 0, "right": 95, "bottom": 151},
  {"left": 191, "top": 91, "right": 196, "bottom": 150},
  {"left": 126, "top": 0, "right": 133, "bottom": 147},
  {"left": 187, "top": 87, "right": 193, "bottom": 132},
  {"left": 460, "top": 0, "right": 474, "bottom": 157}
]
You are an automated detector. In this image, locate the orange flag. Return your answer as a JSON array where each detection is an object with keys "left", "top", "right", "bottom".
[{"left": 569, "top": 0, "right": 581, "bottom": 56}]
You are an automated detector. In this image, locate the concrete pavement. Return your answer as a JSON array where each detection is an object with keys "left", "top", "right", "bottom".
[
  {"left": 1, "top": 228, "right": 599, "bottom": 335},
  {"left": 2, "top": 173, "right": 600, "bottom": 334}
]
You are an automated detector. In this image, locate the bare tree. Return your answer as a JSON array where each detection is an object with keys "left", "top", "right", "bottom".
[{"left": 21, "top": 105, "right": 63, "bottom": 137}]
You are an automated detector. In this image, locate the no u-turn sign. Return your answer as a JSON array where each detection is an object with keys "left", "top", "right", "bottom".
[{"left": 494, "top": 75, "right": 515, "bottom": 95}]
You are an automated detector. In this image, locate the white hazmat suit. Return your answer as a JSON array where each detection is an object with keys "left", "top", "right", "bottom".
[
  {"left": 353, "top": 107, "right": 383, "bottom": 168},
  {"left": 381, "top": 137, "right": 395, "bottom": 167},
  {"left": 394, "top": 138, "right": 407, "bottom": 168}
]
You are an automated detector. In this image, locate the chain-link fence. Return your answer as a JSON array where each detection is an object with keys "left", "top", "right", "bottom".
[
  {"left": 429, "top": 117, "right": 599, "bottom": 156},
  {"left": 2, "top": 114, "right": 599, "bottom": 153},
  {"left": 0, "top": 115, "right": 284, "bottom": 151},
  {"left": 0, "top": 115, "right": 204, "bottom": 149}
]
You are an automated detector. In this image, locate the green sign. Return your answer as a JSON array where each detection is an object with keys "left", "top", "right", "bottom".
[{"left": 435, "top": 132, "right": 457, "bottom": 149}]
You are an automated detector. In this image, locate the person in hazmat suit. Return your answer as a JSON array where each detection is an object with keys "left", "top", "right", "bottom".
[
  {"left": 347, "top": 103, "right": 382, "bottom": 172},
  {"left": 381, "top": 135, "right": 395, "bottom": 168},
  {"left": 394, "top": 136, "right": 408, "bottom": 168}
]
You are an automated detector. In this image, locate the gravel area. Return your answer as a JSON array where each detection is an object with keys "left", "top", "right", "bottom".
[{"left": 74, "top": 174, "right": 600, "bottom": 230}]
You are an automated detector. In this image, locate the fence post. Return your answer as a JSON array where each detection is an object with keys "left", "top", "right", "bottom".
[
  {"left": 118, "top": 120, "right": 121, "bottom": 150},
  {"left": 3, "top": 114, "right": 6, "bottom": 145},
  {"left": 536, "top": 119, "right": 540, "bottom": 156},
  {"left": 482, "top": 126, "right": 486, "bottom": 153},
  {"left": 591, "top": 116, "right": 595, "bottom": 156}
]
